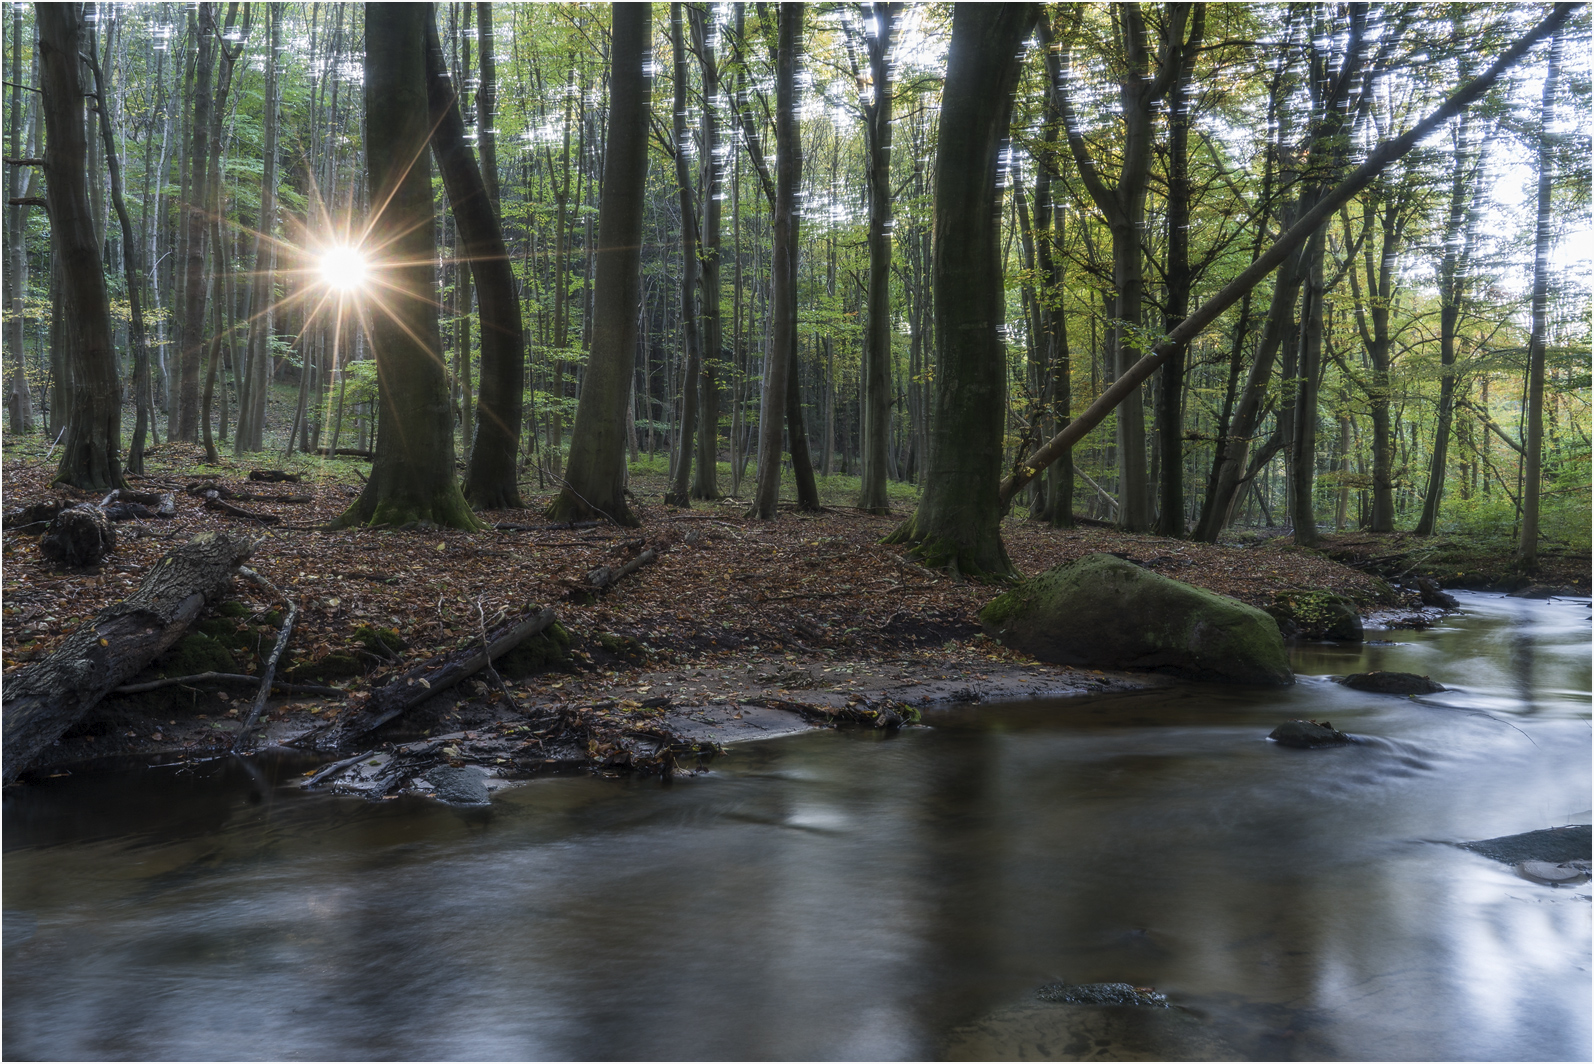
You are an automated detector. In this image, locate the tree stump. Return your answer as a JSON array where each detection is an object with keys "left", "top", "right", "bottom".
[
  {"left": 3, "top": 530, "right": 254, "bottom": 782},
  {"left": 39, "top": 505, "right": 115, "bottom": 567}
]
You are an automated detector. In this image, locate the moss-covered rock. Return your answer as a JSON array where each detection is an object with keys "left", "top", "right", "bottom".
[
  {"left": 352, "top": 624, "right": 405, "bottom": 655},
  {"left": 498, "top": 622, "right": 573, "bottom": 678},
  {"left": 979, "top": 553, "right": 1293, "bottom": 685},
  {"left": 284, "top": 652, "right": 364, "bottom": 683}
]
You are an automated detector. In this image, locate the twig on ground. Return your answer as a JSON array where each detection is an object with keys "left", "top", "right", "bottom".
[
  {"left": 232, "top": 567, "right": 299, "bottom": 753},
  {"left": 113, "top": 671, "right": 342, "bottom": 697}
]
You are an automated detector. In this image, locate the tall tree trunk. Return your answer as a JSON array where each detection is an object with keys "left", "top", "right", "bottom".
[
  {"left": 550, "top": 2, "right": 651, "bottom": 526},
  {"left": 335, "top": 2, "right": 479, "bottom": 530},
  {"left": 1517, "top": 29, "right": 1561, "bottom": 572},
  {"left": 426, "top": 9, "right": 524, "bottom": 510},
  {"left": 39, "top": 2, "right": 122, "bottom": 491},
  {"left": 175, "top": 3, "right": 215, "bottom": 442},
  {"left": 86, "top": 11, "right": 151, "bottom": 473},
  {"left": 692, "top": 5, "right": 724, "bottom": 500},
  {"left": 1155, "top": 3, "right": 1204, "bottom": 536},
  {"left": 749, "top": 3, "right": 805, "bottom": 520},
  {"left": 1415, "top": 90, "right": 1482, "bottom": 535},
  {"left": 238, "top": 3, "right": 280, "bottom": 455},
  {"left": 884, "top": 2, "right": 1037, "bottom": 576},
  {"left": 5, "top": 4, "right": 35, "bottom": 434},
  {"left": 476, "top": 2, "right": 500, "bottom": 214},
  {"left": 857, "top": 1, "right": 901, "bottom": 514},
  {"left": 666, "top": 2, "right": 702, "bottom": 507}
]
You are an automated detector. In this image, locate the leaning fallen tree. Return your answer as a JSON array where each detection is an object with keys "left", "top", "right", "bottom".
[{"left": 2, "top": 530, "right": 254, "bottom": 782}]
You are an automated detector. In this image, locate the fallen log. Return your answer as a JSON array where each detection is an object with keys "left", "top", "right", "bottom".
[
  {"left": 112, "top": 671, "right": 342, "bottom": 697},
  {"left": 320, "top": 606, "right": 558, "bottom": 749},
  {"left": 2, "top": 531, "right": 254, "bottom": 782},
  {"left": 566, "top": 548, "right": 658, "bottom": 602},
  {"left": 203, "top": 490, "right": 282, "bottom": 525},
  {"left": 248, "top": 469, "right": 302, "bottom": 483},
  {"left": 313, "top": 446, "right": 375, "bottom": 460},
  {"left": 39, "top": 505, "right": 115, "bottom": 566}
]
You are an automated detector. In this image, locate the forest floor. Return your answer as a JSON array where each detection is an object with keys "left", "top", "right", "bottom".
[{"left": 4, "top": 434, "right": 1580, "bottom": 791}]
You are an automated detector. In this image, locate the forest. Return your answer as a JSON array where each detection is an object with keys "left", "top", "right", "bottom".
[{"left": 3, "top": 6, "right": 1592, "bottom": 1058}]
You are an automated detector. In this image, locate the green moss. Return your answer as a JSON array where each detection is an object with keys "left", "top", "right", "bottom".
[
  {"left": 217, "top": 601, "right": 253, "bottom": 619},
  {"left": 155, "top": 633, "right": 237, "bottom": 677},
  {"left": 499, "top": 622, "right": 573, "bottom": 678},
  {"left": 284, "top": 652, "right": 363, "bottom": 683},
  {"left": 353, "top": 625, "right": 405, "bottom": 655}
]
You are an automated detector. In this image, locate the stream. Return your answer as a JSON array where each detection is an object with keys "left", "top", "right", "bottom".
[{"left": 4, "top": 591, "right": 1590, "bottom": 1061}]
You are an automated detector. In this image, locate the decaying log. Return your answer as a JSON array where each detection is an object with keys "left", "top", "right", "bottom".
[
  {"left": 203, "top": 490, "right": 282, "bottom": 524},
  {"left": 99, "top": 489, "right": 178, "bottom": 519},
  {"left": 4, "top": 498, "right": 67, "bottom": 531},
  {"left": 3, "top": 531, "right": 255, "bottom": 782},
  {"left": 248, "top": 470, "right": 302, "bottom": 483},
  {"left": 566, "top": 548, "right": 658, "bottom": 601},
  {"left": 112, "top": 671, "right": 341, "bottom": 697},
  {"left": 313, "top": 446, "right": 375, "bottom": 460},
  {"left": 39, "top": 505, "right": 116, "bottom": 566},
  {"left": 321, "top": 606, "right": 558, "bottom": 749}
]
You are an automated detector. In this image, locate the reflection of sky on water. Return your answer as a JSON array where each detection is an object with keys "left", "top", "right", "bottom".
[{"left": 4, "top": 593, "right": 1588, "bottom": 1061}]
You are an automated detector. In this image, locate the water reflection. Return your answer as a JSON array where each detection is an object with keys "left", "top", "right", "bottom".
[{"left": 4, "top": 593, "right": 1589, "bottom": 1061}]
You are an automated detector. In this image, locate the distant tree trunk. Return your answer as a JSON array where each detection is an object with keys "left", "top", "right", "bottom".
[
  {"left": 666, "top": 2, "right": 702, "bottom": 507},
  {"left": 1415, "top": 94, "right": 1482, "bottom": 535},
  {"left": 39, "top": 2, "right": 123, "bottom": 491},
  {"left": 884, "top": 2, "right": 1036, "bottom": 576},
  {"left": 237, "top": 2, "right": 280, "bottom": 455},
  {"left": 175, "top": 2, "right": 215, "bottom": 442},
  {"left": 786, "top": 339, "right": 820, "bottom": 510},
  {"left": 5, "top": 4, "right": 35, "bottom": 435},
  {"left": 549, "top": 2, "right": 650, "bottom": 526},
  {"left": 475, "top": 2, "right": 500, "bottom": 214},
  {"left": 425, "top": 10, "right": 524, "bottom": 510},
  {"left": 692, "top": 5, "right": 723, "bottom": 500},
  {"left": 750, "top": 2, "right": 804, "bottom": 520},
  {"left": 1517, "top": 29, "right": 1561, "bottom": 572},
  {"left": 334, "top": 2, "right": 479, "bottom": 530},
  {"left": 857, "top": 2, "right": 901, "bottom": 514},
  {"left": 1288, "top": 232, "right": 1326, "bottom": 546}
]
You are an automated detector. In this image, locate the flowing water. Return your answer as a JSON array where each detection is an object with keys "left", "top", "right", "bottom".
[{"left": 4, "top": 592, "right": 1590, "bottom": 1061}]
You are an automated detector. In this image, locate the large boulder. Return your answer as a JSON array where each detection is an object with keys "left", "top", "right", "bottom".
[{"left": 979, "top": 553, "right": 1293, "bottom": 685}]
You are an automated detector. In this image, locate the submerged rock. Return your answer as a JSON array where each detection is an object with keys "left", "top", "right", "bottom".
[
  {"left": 1036, "top": 982, "right": 1169, "bottom": 1007},
  {"left": 1339, "top": 671, "right": 1444, "bottom": 695},
  {"left": 419, "top": 765, "right": 491, "bottom": 805},
  {"left": 1518, "top": 860, "right": 1591, "bottom": 885},
  {"left": 980, "top": 553, "right": 1293, "bottom": 685},
  {"left": 1268, "top": 719, "right": 1352, "bottom": 748},
  {"left": 1459, "top": 824, "right": 1591, "bottom": 865}
]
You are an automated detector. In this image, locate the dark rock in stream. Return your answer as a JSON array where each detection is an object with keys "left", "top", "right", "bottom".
[
  {"left": 1268, "top": 719, "right": 1352, "bottom": 748},
  {"left": 418, "top": 765, "right": 490, "bottom": 805},
  {"left": 1339, "top": 671, "right": 1445, "bottom": 695},
  {"left": 1459, "top": 825, "right": 1591, "bottom": 865},
  {"left": 1413, "top": 577, "right": 1460, "bottom": 609},
  {"left": 1036, "top": 982, "right": 1169, "bottom": 1007}
]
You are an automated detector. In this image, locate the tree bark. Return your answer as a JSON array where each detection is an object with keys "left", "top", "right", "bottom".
[
  {"left": 749, "top": 2, "right": 804, "bottom": 520},
  {"left": 174, "top": 3, "right": 215, "bottom": 442},
  {"left": 548, "top": 1, "right": 651, "bottom": 526},
  {"left": 666, "top": 2, "right": 703, "bottom": 507},
  {"left": 2, "top": 531, "right": 253, "bottom": 783},
  {"left": 237, "top": 3, "right": 281, "bottom": 455},
  {"left": 39, "top": 2, "right": 122, "bottom": 492},
  {"left": 334, "top": 2, "right": 479, "bottom": 530},
  {"left": 1517, "top": 28, "right": 1561, "bottom": 571},
  {"left": 884, "top": 2, "right": 1037, "bottom": 576},
  {"left": 857, "top": 2, "right": 901, "bottom": 514},
  {"left": 692, "top": 5, "right": 724, "bottom": 501},
  {"left": 425, "top": 9, "right": 524, "bottom": 510}
]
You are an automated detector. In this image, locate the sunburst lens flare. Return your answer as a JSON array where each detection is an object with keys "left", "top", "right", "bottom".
[{"left": 318, "top": 244, "right": 370, "bottom": 293}]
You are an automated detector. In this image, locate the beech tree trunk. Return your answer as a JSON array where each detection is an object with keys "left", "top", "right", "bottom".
[
  {"left": 39, "top": 3, "right": 123, "bottom": 492},
  {"left": 2, "top": 531, "right": 253, "bottom": 783},
  {"left": 884, "top": 2, "right": 1037, "bottom": 576},
  {"left": 548, "top": 1, "right": 651, "bottom": 526},
  {"left": 335, "top": 2, "right": 479, "bottom": 530},
  {"left": 692, "top": 5, "right": 724, "bottom": 501},
  {"left": 857, "top": 2, "right": 901, "bottom": 514},
  {"left": 666, "top": 2, "right": 703, "bottom": 508},
  {"left": 425, "top": 10, "right": 524, "bottom": 510},
  {"left": 750, "top": 2, "right": 804, "bottom": 520},
  {"left": 1517, "top": 29, "right": 1562, "bottom": 572},
  {"left": 237, "top": 3, "right": 281, "bottom": 455}
]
